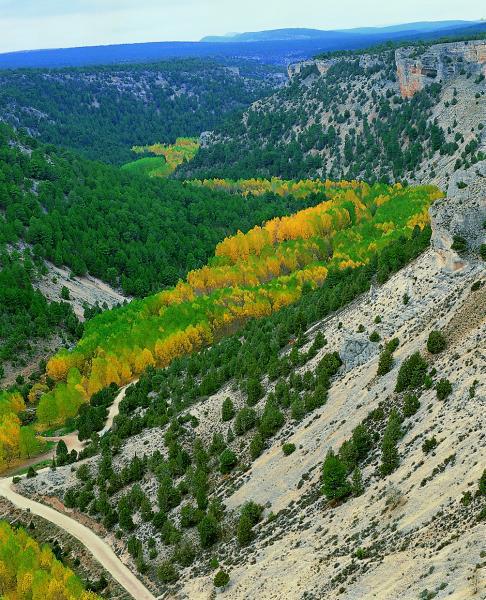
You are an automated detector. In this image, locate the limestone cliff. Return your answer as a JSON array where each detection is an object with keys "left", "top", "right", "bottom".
[{"left": 396, "top": 40, "right": 486, "bottom": 98}]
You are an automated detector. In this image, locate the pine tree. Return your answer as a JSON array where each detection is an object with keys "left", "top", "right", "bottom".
[
  {"left": 351, "top": 467, "right": 364, "bottom": 496},
  {"left": 321, "top": 449, "right": 351, "bottom": 501},
  {"left": 221, "top": 397, "right": 235, "bottom": 422}
]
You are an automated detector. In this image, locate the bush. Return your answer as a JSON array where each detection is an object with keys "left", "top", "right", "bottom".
[
  {"left": 219, "top": 448, "right": 237, "bottom": 474},
  {"left": 246, "top": 377, "right": 263, "bottom": 406},
  {"left": 157, "top": 560, "right": 179, "bottom": 584},
  {"left": 198, "top": 514, "right": 220, "bottom": 548},
  {"left": 403, "top": 394, "right": 420, "bottom": 417},
  {"left": 395, "top": 352, "right": 427, "bottom": 392},
  {"left": 241, "top": 501, "right": 264, "bottom": 526},
  {"left": 214, "top": 570, "right": 230, "bottom": 588},
  {"left": 377, "top": 350, "right": 394, "bottom": 376},
  {"left": 479, "top": 469, "right": 486, "bottom": 496},
  {"left": 386, "top": 338, "right": 399, "bottom": 353},
  {"left": 422, "top": 436, "right": 438, "bottom": 454},
  {"left": 369, "top": 331, "right": 380, "bottom": 342},
  {"left": 221, "top": 397, "right": 235, "bottom": 422},
  {"left": 480, "top": 244, "right": 486, "bottom": 261},
  {"left": 249, "top": 432, "right": 264, "bottom": 460},
  {"left": 380, "top": 410, "right": 403, "bottom": 477},
  {"left": 26, "top": 466, "right": 37, "bottom": 478},
  {"left": 282, "top": 443, "right": 296, "bottom": 456},
  {"left": 237, "top": 513, "right": 254, "bottom": 546},
  {"left": 234, "top": 407, "right": 257, "bottom": 436},
  {"left": 172, "top": 540, "right": 196, "bottom": 567},
  {"left": 237, "top": 501, "right": 263, "bottom": 546},
  {"left": 179, "top": 504, "right": 204, "bottom": 528},
  {"left": 321, "top": 449, "right": 351, "bottom": 501},
  {"left": 427, "top": 330, "right": 446, "bottom": 354},
  {"left": 436, "top": 378, "right": 452, "bottom": 400},
  {"left": 451, "top": 235, "right": 467, "bottom": 253},
  {"left": 259, "top": 397, "right": 284, "bottom": 438}
]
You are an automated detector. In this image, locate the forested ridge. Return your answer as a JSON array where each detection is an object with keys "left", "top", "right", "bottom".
[
  {"left": 0, "top": 124, "right": 335, "bottom": 468},
  {"left": 177, "top": 49, "right": 485, "bottom": 182},
  {"left": 38, "top": 181, "right": 441, "bottom": 427},
  {"left": 0, "top": 59, "right": 283, "bottom": 164}
]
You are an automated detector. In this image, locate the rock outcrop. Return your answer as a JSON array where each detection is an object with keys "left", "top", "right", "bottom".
[
  {"left": 396, "top": 40, "right": 486, "bottom": 98},
  {"left": 430, "top": 161, "right": 486, "bottom": 271}
]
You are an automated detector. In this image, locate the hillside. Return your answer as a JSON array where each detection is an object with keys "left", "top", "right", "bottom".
[
  {"left": 0, "top": 25, "right": 484, "bottom": 600},
  {"left": 0, "top": 59, "right": 284, "bottom": 164},
  {"left": 178, "top": 39, "right": 485, "bottom": 186},
  {"left": 13, "top": 163, "right": 485, "bottom": 598},
  {"left": 35, "top": 181, "right": 439, "bottom": 427},
  {"left": 1, "top": 124, "right": 327, "bottom": 406},
  {"left": 201, "top": 21, "right": 480, "bottom": 43}
]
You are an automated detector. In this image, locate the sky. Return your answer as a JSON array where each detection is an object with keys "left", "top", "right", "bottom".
[{"left": 0, "top": 0, "right": 484, "bottom": 53}]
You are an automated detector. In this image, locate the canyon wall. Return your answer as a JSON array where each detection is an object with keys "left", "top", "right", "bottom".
[{"left": 396, "top": 40, "right": 486, "bottom": 98}]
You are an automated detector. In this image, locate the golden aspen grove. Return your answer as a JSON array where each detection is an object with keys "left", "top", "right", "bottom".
[
  {"left": 36, "top": 180, "right": 442, "bottom": 428},
  {"left": 0, "top": 391, "right": 46, "bottom": 473},
  {"left": 0, "top": 521, "right": 100, "bottom": 599},
  {"left": 124, "top": 138, "right": 200, "bottom": 178}
]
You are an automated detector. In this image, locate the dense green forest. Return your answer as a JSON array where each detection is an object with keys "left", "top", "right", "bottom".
[
  {"left": 177, "top": 51, "right": 484, "bottom": 182},
  {"left": 0, "top": 124, "right": 324, "bottom": 377},
  {"left": 0, "top": 59, "right": 283, "bottom": 164}
]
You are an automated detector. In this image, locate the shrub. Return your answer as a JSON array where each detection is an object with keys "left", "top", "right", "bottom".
[
  {"left": 380, "top": 410, "right": 403, "bottom": 477},
  {"left": 179, "top": 504, "right": 204, "bottom": 528},
  {"left": 249, "top": 433, "right": 264, "bottom": 460},
  {"left": 246, "top": 377, "right": 263, "bottom": 406},
  {"left": 479, "top": 244, "right": 486, "bottom": 261},
  {"left": 157, "top": 560, "right": 179, "bottom": 584},
  {"left": 259, "top": 397, "right": 284, "bottom": 438},
  {"left": 436, "top": 379, "right": 452, "bottom": 400},
  {"left": 479, "top": 469, "right": 486, "bottom": 496},
  {"left": 403, "top": 394, "right": 420, "bottom": 417},
  {"left": 351, "top": 467, "right": 364, "bottom": 496},
  {"left": 237, "top": 513, "right": 254, "bottom": 546},
  {"left": 374, "top": 315, "right": 382, "bottom": 324},
  {"left": 214, "top": 570, "right": 230, "bottom": 588},
  {"left": 369, "top": 331, "right": 380, "bottom": 342},
  {"left": 427, "top": 330, "right": 446, "bottom": 354},
  {"left": 386, "top": 338, "right": 400, "bottom": 353},
  {"left": 234, "top": 407, "right": 257, "bottom": 436},
  {"left": 395, "top": 352, "right": 427, "bottom": 392},
  {"left": 282, "top": 443, "right": 296, "bottom": 456},
  {"left": 237, "top": 501, "right": 263, "bottom": 546},
  {"left": 241, "top": 501, "right": 264, "bottom": 526},
  {"left": 172, "top": 540, "right": 196, "bottom": 567},
  {"left": 219, "top": 448, "right": 238, "bottom": 474},
  {"left": 221, "top": 397, "right": 235, "bottom": 422},
  {"left": 422, "top": 436, "right": 438, "bottom": 454},
  {"left": 291, "top": 397, "right": 306, "bottom": 421},
  {"left": 26, "top": 466, "right": 37, "bottom": 478},
  {"left": 451, "top": 235, "right": 467, "bottom": 253},
  {"left": 322, "top": 449, "right": 351, "bottom": 501},
  {"left": 198, "top": 514, "right": 220, "bottom": 548},
  {"left": 377, "top": 350, "right": 394, "bottom": 376}
]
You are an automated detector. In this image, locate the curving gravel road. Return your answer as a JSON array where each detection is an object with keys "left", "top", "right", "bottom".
[{"left": 0, "top": 382, "right": 156, "bottom": 600}]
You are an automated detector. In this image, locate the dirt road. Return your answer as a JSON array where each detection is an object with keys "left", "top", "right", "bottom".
[{"left": 0, "top": 382, "right": 155, "bottom": 600}]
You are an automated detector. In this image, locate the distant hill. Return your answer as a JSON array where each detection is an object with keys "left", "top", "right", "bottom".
[
  {"left": 201, "top": 20, "right": 481, "bottom": 42},
  {"left": 0, "top": 21, "right": 484, "bottom": 69}
]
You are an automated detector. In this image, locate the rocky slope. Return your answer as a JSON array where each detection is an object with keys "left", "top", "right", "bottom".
[
  {"left": 176, "top": 167, "right": 485, "bottom": 599},
  {"left": 15, "top": 164, "right": 486, "bottom": 598},
  {"left": 180, "top": 38, "right": 485, "bottom": 185}
]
